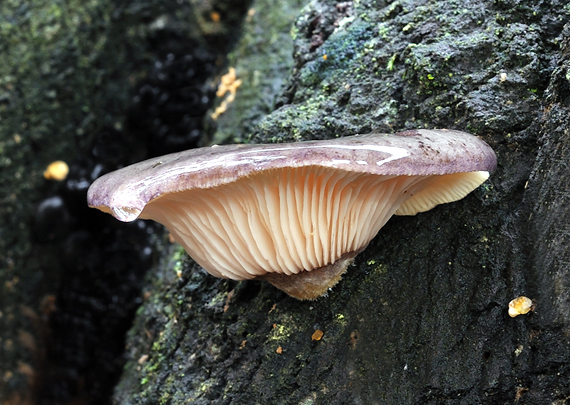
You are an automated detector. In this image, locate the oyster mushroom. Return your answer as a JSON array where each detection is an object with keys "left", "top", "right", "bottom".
[{"left": 87, "top": 129, "right": 496, "bottom": 299}]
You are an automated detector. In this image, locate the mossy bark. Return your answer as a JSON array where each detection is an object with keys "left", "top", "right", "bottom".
[{"left": 114, "top": 1, "right": 570, "bottom": 404}]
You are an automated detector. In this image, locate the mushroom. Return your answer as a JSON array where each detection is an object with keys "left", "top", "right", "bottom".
[
  {"left": 508, "top": 296, "right": 534, "bottom": 317},
  {"left": 87, "top": 129, "right": 496, "bottom": 299},
  {"left": 44, "top": 160, "right": 69, "bottom": 181}
]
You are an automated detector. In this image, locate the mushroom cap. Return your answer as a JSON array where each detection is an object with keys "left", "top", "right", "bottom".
[
  {"left": 87, "top": 129, "right": 496, "bottom": 299},
  {"left": 88, "top": 129, "right": 495, "bottom": 221}
]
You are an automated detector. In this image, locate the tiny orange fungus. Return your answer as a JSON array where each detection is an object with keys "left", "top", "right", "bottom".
[
  {"left": 44, "top": 161, "right": 69, "bottom": 181},
  {"left": 311, "top": 330, "right": 324, "bottom": 341}
]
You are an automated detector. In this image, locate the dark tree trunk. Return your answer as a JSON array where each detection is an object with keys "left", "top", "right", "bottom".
[{"left": 113, "top": 1, "right": 570, "bottom": 404}]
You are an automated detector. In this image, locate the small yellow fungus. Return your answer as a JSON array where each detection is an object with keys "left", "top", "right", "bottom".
[
  {"left": 508, "top": 296, "right": 534, "bottom": 318},
  {"left": 211, "top": 67, "right": 242, "bottom": 120},
  {"left": 210, "top": 11, "right": 220, "bottom": 22},
  {"left": 311, "top": 330, "right": 324, "bottom": 341},
  {"left": 44, "top": 161, "right": 69, "bottom": 181},
  {"left": 276, "top": 346, "right": 282, "bottom": 354},
  {"left": 215, "top": 67, "right": 241, "bottom": 98}
]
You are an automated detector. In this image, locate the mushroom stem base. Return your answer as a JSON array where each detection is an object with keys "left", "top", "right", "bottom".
[{"left": 259, "top": 249, "right": 363, "bottom": 300}]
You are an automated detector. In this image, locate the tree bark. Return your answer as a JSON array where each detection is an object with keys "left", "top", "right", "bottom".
[{"left": 113, "top": 0, "right": 570, "bottom": 404}]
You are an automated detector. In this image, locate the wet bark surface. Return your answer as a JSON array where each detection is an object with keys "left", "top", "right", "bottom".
[{"left": 2, "top": 0, "right": 570, "bottom": 404}]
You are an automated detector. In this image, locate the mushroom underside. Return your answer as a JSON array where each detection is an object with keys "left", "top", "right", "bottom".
[{"left": 139, "top": 166, "right": 489, "bottom": 299}]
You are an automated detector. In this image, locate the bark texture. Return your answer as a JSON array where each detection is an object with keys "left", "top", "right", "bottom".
[{"left": 114, "top": 1, "right": 570, "bottom": 404}]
